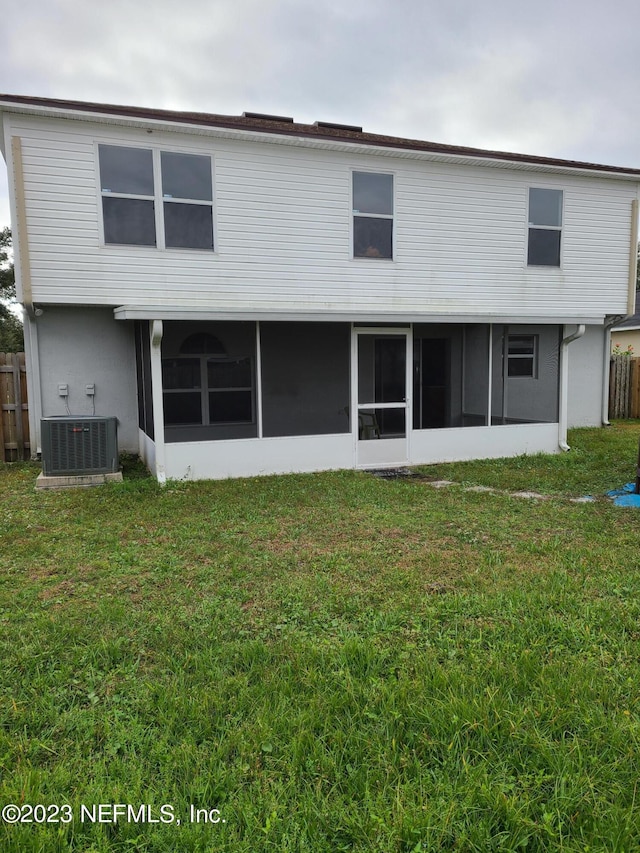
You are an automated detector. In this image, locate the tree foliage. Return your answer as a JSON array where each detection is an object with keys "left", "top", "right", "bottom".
[{"left": 0, "top": 228, "right": 24, "bottom": 352}]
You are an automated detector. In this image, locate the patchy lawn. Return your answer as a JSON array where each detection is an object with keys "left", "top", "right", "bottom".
[{"left": 1, "top": 424, "right": 640, "bottom": 852}]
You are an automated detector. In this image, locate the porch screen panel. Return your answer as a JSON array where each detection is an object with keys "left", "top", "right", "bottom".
[
  {"left": 462, "top": 325, "right": 491, "bottom": 426},
  {"left": 261, "top": 323, "right": 350, "bottom": 437},
  {"left": 134, "top": 320, "right": 154, "bottom": 439},
  {"left": 161, "top": 321, "right": 258, "bottom": 442},
  {"left": 491, "top": 325, "right": 560, "bottom": 425},
  {"left": 413, "top": 325, "right": 464, "bottom": 429}
]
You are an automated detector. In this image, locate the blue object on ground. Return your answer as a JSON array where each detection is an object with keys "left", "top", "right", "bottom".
[
  {"left": 606, "top": 483, "right": 636, "bottom": 497},
  {"left": 613, "top": 493, "right": 640, "bottom": 507}
]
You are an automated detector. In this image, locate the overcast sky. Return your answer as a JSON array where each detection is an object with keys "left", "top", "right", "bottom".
[{"left": 2, "top": 0, "right": 640, "bottom": 230}]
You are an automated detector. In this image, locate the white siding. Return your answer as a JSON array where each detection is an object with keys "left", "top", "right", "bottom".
[{"left": 7, "top": 114, "right": 639, "bottom": 318}]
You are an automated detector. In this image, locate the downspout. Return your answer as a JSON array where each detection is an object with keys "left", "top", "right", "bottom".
[
  {"left": 558, "top": 324, "right": 586, "bottom": 452},
  {"left": 11, "top": 135, "right": 44, "bottom": 456}
]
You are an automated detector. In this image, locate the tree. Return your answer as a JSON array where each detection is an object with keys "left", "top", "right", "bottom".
[{"left": 0, "top": 228, "right": 24, "bottom": 352}]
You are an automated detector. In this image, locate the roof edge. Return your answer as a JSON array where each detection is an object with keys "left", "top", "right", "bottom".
[
  {"left": 2, "top": 93, "right": 640, "bottom": 178},
  {"left": 112, "top": 306, "right": 607, "bottom": 325}
]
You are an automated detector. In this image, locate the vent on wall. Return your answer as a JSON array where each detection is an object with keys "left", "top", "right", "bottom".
[{"left": 41, "top": 416, "right": 119, "bottom": 476}]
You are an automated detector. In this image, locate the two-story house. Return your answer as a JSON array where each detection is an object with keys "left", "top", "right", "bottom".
[{"left": 1, "top": 94, "right": 638, "bottom": 481}]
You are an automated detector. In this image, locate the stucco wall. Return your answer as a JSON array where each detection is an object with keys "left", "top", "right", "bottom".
[
  {"left": 34, "top": 306, "right": 138, "bottom": 452},
  {"left": 567, "top": 324, "right": 605, "bottom": 427}
]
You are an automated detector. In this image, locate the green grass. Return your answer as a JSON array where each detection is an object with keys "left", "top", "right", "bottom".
[{"left": 1, "top": 424, "right": 640, "bottom": 852}]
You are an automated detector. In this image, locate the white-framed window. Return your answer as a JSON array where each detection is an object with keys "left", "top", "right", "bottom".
[
  {"left": 507, "top": 334, "right": 538, "bottom": 377},
  {"left": 527, "top": 187, "right": 562, "bottom": 267},
  {"left": 99, "top": 144, "right": 214, "bottom": 250},
  {"left": 352, "top": 171, "right": 393, "bottom": 259}
]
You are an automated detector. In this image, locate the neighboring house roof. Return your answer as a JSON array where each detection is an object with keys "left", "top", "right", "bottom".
[
  {"left": 2, "top": 93, "right": 640, "bottom": 179},
  {"left": 612, "top": 307, "right": 640, "bottom": 331}
]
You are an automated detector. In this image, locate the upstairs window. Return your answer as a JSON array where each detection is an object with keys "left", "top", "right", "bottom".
[
  {"left": 507, "top": 334, "right": 537, "bottom": 377},
  {"left": 99, "top": 145, "right": 214, "bottom": 250},
  {"left": 527, "top": 188, "right": 562, "bottom": 266},
  {"left": 353, "top": 171, "right": 393, "bottom": 259},
  {"left": 161, "top": 152, "right": 213, "bottom": 249},
  {"left": 100, "top": 146, "right": 156, "bottom": 246}
]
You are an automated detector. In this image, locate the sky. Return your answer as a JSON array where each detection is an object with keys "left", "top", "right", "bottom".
[{"left": 2, "top": 0, "right": 640, "bottom": 231}]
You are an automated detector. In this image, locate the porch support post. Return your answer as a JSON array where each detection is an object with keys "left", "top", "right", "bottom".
[
  {"left": 487, "top": 324, "right": 493, "bottom": 426},
  {"left": 350, "top": 324, "right": 358, "bottom": 462},
  {"left": 149, "top": 320, "right": 166, "bottom": 483}
]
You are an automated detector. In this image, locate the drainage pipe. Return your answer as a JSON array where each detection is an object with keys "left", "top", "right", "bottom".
[{"left": 558, "top": 324, "right": 586, "bottom": 452}]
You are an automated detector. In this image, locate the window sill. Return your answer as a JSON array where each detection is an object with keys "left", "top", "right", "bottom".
[
  {"left": 101, "top": 242, "right": 217, "bottom": 255},
  {"left": 351, "top": 256, "right": 395, "bottom": 263}
]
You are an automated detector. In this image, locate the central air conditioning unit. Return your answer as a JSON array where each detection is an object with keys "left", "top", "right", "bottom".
[{"left": 41, "top": 416, "right": 119, "bottom": 476}]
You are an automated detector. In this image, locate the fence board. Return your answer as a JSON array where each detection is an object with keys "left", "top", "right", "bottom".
[
  {"left": 610, "top": 356, "right": 640, "bottom": 419},
  {"left": 0, "top": 352, "right": 30, "bottom": 461}
]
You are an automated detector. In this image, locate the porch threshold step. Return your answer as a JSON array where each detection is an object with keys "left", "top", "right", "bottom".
[{"left": 35, "top": 472, "right": 123, "bottom": 491}]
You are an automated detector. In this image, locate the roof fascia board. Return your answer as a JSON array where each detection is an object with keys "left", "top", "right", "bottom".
[
  {"left": 2, "top": 99, "right": 640, "bottom": 181},
  {"left": 113, "top": 306, "right": 605, "bottom": 325}
]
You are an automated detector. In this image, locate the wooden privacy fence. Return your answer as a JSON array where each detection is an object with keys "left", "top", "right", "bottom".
[
  {"left": 0, "top": 353, "right": 30, "bottom": 461},
  {"left": 609, "top": 355, "right": 640, "bottom": 419}
]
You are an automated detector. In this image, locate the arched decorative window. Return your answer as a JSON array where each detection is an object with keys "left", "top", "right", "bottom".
[
  {"left": 162, "top": 327, "right": 255, "bottom": 430},
  {"left": 179, "top": 333, "right": 226, "bottom": 355}
]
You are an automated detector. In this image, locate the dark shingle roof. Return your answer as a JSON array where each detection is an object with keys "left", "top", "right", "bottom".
[{"left": 2, "top": 93, "right": 640, "bottom": 177}]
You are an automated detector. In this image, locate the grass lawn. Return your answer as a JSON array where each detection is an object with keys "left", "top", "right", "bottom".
[{"left": 1, "top": 423, "right": 640, "bottom": 852}]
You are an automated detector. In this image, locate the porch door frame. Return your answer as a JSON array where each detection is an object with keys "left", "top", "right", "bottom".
[{"left": 351, "top": 325, "right": 412, "bottom": 468}]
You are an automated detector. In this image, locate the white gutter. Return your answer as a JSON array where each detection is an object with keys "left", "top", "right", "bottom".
[
  {"left": 113, "top": 305, "right": 606, "bottom": 326},
  {"left": 558, "top": 324, "right": 586, "bottom": 452}
]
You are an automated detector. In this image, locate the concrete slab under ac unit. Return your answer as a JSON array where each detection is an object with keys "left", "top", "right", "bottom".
[{"left": 35, "top": 471, "right": 123, "bottom": 491}]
